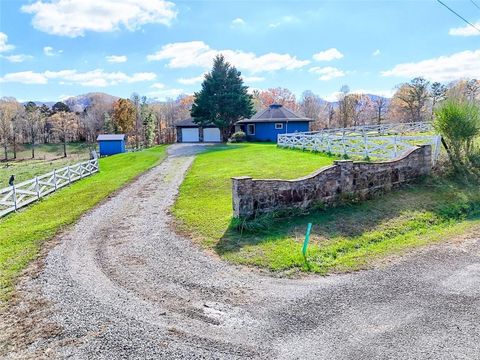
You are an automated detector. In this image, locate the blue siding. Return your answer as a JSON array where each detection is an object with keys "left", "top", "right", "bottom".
[
  {"left": 99, "top": 140, "right": 125, "bottom": 156},
  {"left": 241, "top": 121, "right": 310, "bottom": 142}
]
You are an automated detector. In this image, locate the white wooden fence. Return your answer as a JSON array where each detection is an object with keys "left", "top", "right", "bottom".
[
  {"left": 0, "top": 158, "right": 99, "bottom": 218},
  {"left": 277, "top": 122, "right": 441, "bottom": 163}
]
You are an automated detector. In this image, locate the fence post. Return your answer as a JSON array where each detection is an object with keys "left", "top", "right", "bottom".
[
  {"left": 12, "top": 184, "right": 17, "bottom": 211},
  {"left": 88, "top": 160, "right": 92, "bottom": 176},
  {"left": 393, "top": 135, "right": 398, "bottom": 157},
  {"left": 363, "top": 133, "right": 369, "bottom": 158},
  {"left": 35, "top": 176, "right": 40, "bottom": 199},
  {"left": 53, "top": 169, "right": 58, "bottom": 191},
  {"left": 67, "top": 166, "right": 71, "bottom": 184}
]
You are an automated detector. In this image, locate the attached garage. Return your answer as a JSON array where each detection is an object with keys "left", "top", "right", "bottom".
[{"left": 176, "top": 118, "right": 222, "bottom": 143}]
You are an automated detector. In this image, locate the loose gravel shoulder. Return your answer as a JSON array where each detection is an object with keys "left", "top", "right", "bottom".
[{"left": 2, "top": 144, "right": 480, "bottom": 359}]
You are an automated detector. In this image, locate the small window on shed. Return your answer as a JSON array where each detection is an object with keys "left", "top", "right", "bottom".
[
  {"left": 247, "top": 124, "right": 255, "bottom": 135},
  {"left": 275, "top": 123, "right": 283, "bottom": 129}
]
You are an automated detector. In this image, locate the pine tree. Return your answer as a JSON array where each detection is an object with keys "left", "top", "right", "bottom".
[{"left": 191, "top": 54, "right": 254, "bottom": 141}]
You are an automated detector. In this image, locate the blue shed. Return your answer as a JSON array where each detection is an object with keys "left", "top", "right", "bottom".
[
  {"left": 236, "top": 104, "right": 312, "bottom": 142},
  {"left": 97, "top": 134, "right": 126, "bottom": 156}
]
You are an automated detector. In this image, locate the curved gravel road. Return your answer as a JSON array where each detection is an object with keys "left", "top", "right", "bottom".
[{"left": 3, "top": 144, "right": 480, "bottom": 359}]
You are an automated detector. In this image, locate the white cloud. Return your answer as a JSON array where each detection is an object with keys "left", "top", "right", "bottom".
[
  {"left": 1, "top": 54, "right": 33, "bottom": 63},
  {"left": 0, "top": 69, "right": 156, "bottom": 86},
  {"left": 150, "top": 82, "right": 165, "bottom": 89},
  {"left": 43, "top": 46, "right": 62, "bottom": 56},
  {"left": 313, "top": 48, "right": 344, "bottom": 61},
  {"left": 372, "top": 49, "right": 381, "bottom": 56},
  {"left": 268, "top": 16, "right": 299, "bottom": 28},
  {"left": 148, "top": 87, "right": 185, "bottom": 100},
  {"left": 177, "top": 74, "right": 205, "bottom": 85},
  {"left": 381, "top": 49, "right": 480, "bottom": 82},
  {"left": 21, "top": 0, "right": 177, "bottom": 37},
  {"left": 242, "top": 76, "right": 265, "bottom": 83},
  {"left": 0, "top": 32, "right": 15, "bottom": 52},
  {"left": 106, "top": 55, "right": 128, "bottom": 63},
  {"left": 147, "top": 41, "right": 309, "bottom": 73},
  {"left": 449, "top": 22, "right": 480, "bottom": 37},
  {"left": 231, "top": 18, "right": 246, "bottom": 28},
  {"left": 0, "top": 71, "right": 48, "bottom": 84},
  {"left": 309, "top": 66, "right": 346, "bottom": 81}
]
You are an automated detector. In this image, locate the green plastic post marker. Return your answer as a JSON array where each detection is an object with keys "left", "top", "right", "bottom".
[{"left": 302, "top": 223, "right": 313, "bottom": 259}]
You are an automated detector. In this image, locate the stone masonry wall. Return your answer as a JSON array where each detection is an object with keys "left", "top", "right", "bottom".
[{"left": 232, "top": 145, "right": 432, "bottom": 218}]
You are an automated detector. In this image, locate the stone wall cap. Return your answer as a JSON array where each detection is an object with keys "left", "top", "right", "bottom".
[
  {"left": 334, "top": 160, "right": 354, "bottom": 164},
  {"left": 232, "top": 176, "right": 253, "bottom": 180}
]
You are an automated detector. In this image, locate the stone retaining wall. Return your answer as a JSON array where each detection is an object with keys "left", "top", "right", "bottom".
[{"left": 232, "top": 145, "right": 432, "bottom": 218}]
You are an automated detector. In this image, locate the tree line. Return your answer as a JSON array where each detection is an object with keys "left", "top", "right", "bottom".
[
  {"left": 0, "top": 93, "right": 194, "bottom": 160},
  {"left": 1, "top": 57, "right": 478, "bottom": 160}
]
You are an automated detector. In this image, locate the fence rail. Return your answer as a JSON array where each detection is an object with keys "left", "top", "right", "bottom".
[
  {"left": 0, "top": 158, "right": 99, "bottom": 218},
  {"left": 278, "top": 122, "right": 441, "bottom": 163},
  {"left": 303, "top": 121, "right": 434, "bottom": 137}
]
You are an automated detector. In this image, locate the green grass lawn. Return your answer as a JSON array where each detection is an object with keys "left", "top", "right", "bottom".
[
  {"left": 173, "top": 143, "right": 480, "bottom": 275},
  {"left": 0, "top": 146, "right": 166, "bottom": 302},
  {"left": 0, "top": 143, "right": 93, "bottom": 188},
  {"left": 173, "top": 143, "right": 336, "bottom": 247}
]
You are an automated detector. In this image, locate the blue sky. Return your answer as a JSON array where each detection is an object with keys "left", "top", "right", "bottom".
[{"left": 0, "top": 0, "right": 479, "bottom": 102}]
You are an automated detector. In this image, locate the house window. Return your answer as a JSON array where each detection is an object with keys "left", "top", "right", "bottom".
[
  {"left": 247, "top": 124, "right": 255, "bottom": 135},
  {"left": 275, "top": 123, "right": 283, "bottom": 130}
]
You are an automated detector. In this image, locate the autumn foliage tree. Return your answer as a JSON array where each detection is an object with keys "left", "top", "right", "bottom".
[
  {"left": 259, "top": 87, "right": 298, "bottom": 110},
  {"left": 50, "top": 111, "right": 79, "bottom": 157},
  {"left": 112, "top": 98, "right": 136, "bottom": 137}
]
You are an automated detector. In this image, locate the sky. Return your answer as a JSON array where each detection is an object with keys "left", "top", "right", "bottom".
[{"left": 0, "top": 0, "right": 479, "bottom": 103}]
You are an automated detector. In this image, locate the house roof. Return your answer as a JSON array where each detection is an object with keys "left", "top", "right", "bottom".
[
  {"left": 236, "top": 104, "right": 312, "bottom": 124},
  {"left": 97, "top": 134, "right": 125, "bottom": 141}
]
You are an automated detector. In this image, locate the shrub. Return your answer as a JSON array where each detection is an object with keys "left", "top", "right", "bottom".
[
  {"left": 434, "top": 99, "right": 480, "bottom": 176},
  {"left": 229, "top": 131, "right": 246, "bottom": 143}
]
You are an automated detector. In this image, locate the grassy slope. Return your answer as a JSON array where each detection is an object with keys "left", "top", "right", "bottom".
[
  {"left": 173, "top": 143, "right": 337, "bottom": 247},
  {"left": 174, "top": 144, "right": 480, "bottom": 274},
  {"left": 0, "top": 143, "right": 92, "bottom": 187},
  {"left": 0, "top": 146, "right": 166, "bottom": 301}
]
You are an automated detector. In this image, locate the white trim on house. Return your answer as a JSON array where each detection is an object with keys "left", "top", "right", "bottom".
[
  {"left": 275, "top": 123, "right": 283, "bottom": 129},
  {"left": 247, "top": 124, "right": 255, "bottom": 135}
]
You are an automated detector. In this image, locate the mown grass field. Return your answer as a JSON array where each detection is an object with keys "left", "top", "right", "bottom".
[
  {"left": 0, "top": 143, "right": 92, "bottom": 187},
  {"left": 0, "top": 146, "right": 167, "bottom": 302},
  {"left": 173, "top": 143, "right": 480, "bottom": 274},
  {"left": 173, "top": 143, "right": 336, "bottom": 247}
]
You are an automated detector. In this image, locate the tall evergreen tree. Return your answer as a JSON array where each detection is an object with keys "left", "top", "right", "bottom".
[{"left": 191, "top": 54, "right": 254, "bottom": 141}]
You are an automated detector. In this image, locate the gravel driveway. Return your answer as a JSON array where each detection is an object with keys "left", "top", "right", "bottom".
[{"left": 3, "top": 143, "right": 480, "bottom": 359}]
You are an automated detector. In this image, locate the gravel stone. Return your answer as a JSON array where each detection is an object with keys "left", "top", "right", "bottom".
[{"left": 3, "top": 144, "right": 480, "bottom": 359}]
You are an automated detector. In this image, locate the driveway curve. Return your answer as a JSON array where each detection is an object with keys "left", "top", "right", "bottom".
[{"left": 4, "top": 144, "right": 480, "bottom": 359}]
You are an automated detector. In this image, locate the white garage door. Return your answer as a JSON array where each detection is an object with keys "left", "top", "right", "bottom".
[
  {"left": 203, "top": 128, "right": 221, "bottom": 142},
  {"left": 181, "top": 128, "right": 200, "bottom": 142}
]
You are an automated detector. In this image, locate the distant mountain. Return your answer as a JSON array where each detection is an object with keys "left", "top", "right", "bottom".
[
  {"left": 23, "top": 101, "right": 57, "bottom": 107},
  {"left": 325, "top": 93, "right": 391, "bottom": 107},
  {"left": 64, "top": 92, "right": 119, "bottom": 112}
]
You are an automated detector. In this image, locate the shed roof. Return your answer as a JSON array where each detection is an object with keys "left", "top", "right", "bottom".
[
  {"left": 97, "top": 134, "right": 125, "bottom": 141},
  {"left": 236, "top": 104, "right": 312, "bottom": 124}
]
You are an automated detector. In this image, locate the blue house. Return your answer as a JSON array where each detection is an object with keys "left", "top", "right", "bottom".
[
  {"left": 236, "top": 104, "right": 312, "bottom": 142},
  {"left": 97, "top": 134, "right": 126, "bottom": 156}
]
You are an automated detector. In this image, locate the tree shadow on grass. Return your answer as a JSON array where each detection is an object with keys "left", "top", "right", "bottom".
[{"left": 215, "top": 179, "right": 480, "bottom": 256}]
